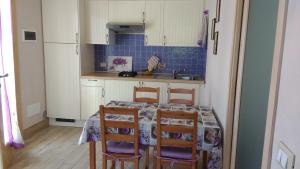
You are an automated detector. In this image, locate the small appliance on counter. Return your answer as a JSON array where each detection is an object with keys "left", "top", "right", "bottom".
[{"left": 118, "top": 71, "right": 137, "bottom": 77}]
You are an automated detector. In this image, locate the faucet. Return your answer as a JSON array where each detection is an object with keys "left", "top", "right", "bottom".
[{"left": 172, "top": 70, "right": 177, "bottom": 79}]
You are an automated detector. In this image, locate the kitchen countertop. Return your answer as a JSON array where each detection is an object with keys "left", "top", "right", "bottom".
[{"left": 81, "top": 72, "right": 205, "bottom": 84}]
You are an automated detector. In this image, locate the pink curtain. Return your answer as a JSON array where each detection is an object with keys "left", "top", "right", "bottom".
[{"left": 0, "top": 0, "right": 24, "bottom": 149}]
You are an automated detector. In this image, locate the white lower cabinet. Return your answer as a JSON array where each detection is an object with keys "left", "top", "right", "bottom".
[
  {"left": 138, "top": 81, "right": 168, "bottom": 104},
  {"left": 168, "top": 83, "right": 201, "bottom": 105},
  {"left": 80, "top": 79, "right": 105, "bottom": 120},
  {"left": 104, "top": 80, "right": 139, "bottom": 104},
  {"left": 80, "top": 79, "right": 202, "bottom": 121}
]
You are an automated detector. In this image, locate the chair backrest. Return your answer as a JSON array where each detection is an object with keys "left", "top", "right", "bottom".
[
  {"left": 168, "top": 88, "right": 195, "bottom": 106},
  {"left": 156, "top": 109, "right": 198, "bottom": 161},
  {"left": 133, "top": 86, "right": 160, "bottom": 104},
  {"left": 100, "top": 105, "right": 140, "bottom": 156}
]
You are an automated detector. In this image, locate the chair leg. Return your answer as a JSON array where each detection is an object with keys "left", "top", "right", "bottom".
[
  {"left": 134, "top": 159, "right": 139, "bottom": 169},
  {"left": 145, "top": 147, "right": 150, "bottom": 169},
  {"left": 102, "top": 155, "right": 107, "bottom": 169},
  {"left": 156, "top": 159, "right": 161, "bottom": 169},
  {"left": 192, "top": 162, "right": 197, "bottom": 169},
  {"left": 153, "top": 157, "right": 156, "bottom": 169},
  {"left": 110, "top": 160, "right": 115, "bottom": 169},
  {"left": 121, "top": 161, "right": 125, "bottom": 169}
]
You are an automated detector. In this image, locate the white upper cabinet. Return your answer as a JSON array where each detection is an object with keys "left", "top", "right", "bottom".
[
  {"left": 163, "top": 0, "right": 203, "bottom": 47},
  {"left": 42, "top": 0, "right": 79, "bottom": 43},
  {"left": 108, "top": 0, "right": 145, "bottom": 23},
  {"left": 86, "top": 0, "right": 109, "bottom": 44},
  {"left": 144, "top": 0, "right": 164, "bottom": 46}
]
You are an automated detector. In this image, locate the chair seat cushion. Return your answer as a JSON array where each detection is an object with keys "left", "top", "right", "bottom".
[
  {"left": 107, "top": 141, "right": 146, "bottom": 155},
  {"left": 155, "top": 146, "right": 198, "bottom": 160}
]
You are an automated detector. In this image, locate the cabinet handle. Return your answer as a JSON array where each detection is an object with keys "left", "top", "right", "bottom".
[
  {"left": 102, "top": 88, "right": 105, "bottom": 98},
  {"left": 106, "top": 34, "right": 109, "bottom": 44},
  {"left": 88, "top": 79, "right": 97, "bottom": 82},
  {"left": 0, "top": 73, "right": 8, "bottom": 79},
  {"left": 76, "top": 45, "right": 79, "bottom": 55},
  {"left": 76, "top": 33, "right": 79, "bottom": 43},
  {"left": 163, "top": 35, "right": 166, "bottom": 46},
  {"left": 145, "top": 35, "right": 148, "bottom": 45},
  {"left": 142, "top": 11, "right": 145, "bottom": 23}
]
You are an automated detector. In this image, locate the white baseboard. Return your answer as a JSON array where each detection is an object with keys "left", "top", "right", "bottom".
[{"left": 49, "top": 118, "right": 86, "bottom": 127}]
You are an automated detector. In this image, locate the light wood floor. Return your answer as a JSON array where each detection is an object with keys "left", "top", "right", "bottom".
[{"left": 8, "top": 126, "right": 186, "bottom": 169}]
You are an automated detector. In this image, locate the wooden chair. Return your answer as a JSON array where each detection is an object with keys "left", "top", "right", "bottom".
[
  {"left": 133, "top": 86, "right": 160, "bottom": 104},
  {"left": 168, "top": 88, "right": 195, "bottom": 106},
  {"left": 155, "top": 109, "right": 198, "bottom": 169},
  {"left": 100, "top": 105, "right": 149, "bottom": 169}
]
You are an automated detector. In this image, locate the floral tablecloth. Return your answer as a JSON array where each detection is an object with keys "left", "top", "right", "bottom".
[{"left": 78, "top": 101, "right": 223, "bottom": 169}]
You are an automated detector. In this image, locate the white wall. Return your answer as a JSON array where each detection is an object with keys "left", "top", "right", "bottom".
[
  {"left": 15, "top": 0, "right": 46, "bottom": 129},
  {"left": 271, "top": 0, "right": 300, "bottom": 168},
  {"left": 204, "top": 0, "right": 237, "bottom": 133},
  {"left": 203, "top": 0, "right": 237, "bottom": 169}
]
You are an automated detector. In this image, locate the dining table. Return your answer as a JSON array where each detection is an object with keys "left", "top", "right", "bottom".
[{"left": 78, "top": 101, "right": 223, "bottom": 169}]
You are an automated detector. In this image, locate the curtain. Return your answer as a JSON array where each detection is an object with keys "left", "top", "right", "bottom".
[{"left": 0, "top": 0, "right": 24, "bottom": 149}]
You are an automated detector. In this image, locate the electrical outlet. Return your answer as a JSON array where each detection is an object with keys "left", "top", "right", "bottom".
[
  {"left": 27, "top": 103, "right": 41, "bottom": 117},
  {"left": 100, "top": 62, "right": 107, "bottom": 68}
]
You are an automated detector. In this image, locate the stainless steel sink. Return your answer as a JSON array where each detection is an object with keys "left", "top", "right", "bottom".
[
  {"left": 175, "top": 75, "right": 193, "bottom": 80},
  {"left": 153, "top": 73, "right": 202, "bottom": 81}
]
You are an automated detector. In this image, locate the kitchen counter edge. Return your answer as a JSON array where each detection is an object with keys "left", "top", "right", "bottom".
[{"left": 81, "top": 72, "right": 205, "bottom": 84}]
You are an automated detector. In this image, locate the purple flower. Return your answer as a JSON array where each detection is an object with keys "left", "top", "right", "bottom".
[{"left": 113, "top": 58, "right": 127, "bottom": 65}]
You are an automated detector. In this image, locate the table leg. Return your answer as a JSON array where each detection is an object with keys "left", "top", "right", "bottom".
[
  {"left": 203, "top": 151, "right": 208, "bottom": 169},
  {"left": 89, "top": 141, "right": 96, "bottom": 169}
]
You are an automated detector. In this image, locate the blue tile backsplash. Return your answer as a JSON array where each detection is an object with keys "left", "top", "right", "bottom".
[{"left": 95, "top": 34, "right": 207, "bottom": 78}]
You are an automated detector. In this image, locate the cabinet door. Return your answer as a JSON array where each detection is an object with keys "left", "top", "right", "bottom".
[
  {"left": 109, "top": 0, "right": 145, "bottom": 23},
  {"left": 42, "top": 0, "right": 79, "bottom": 43},
  {"left": 139, "top": 81, "right": 168, "bottom": 104},
  {"left": 86, "top": 0, "right": 109, "bottom": 44},
  {"left": 163, "top": 0, "right": 203, "bottom": 47},
  {"left": 80, "top": 79, "right": 104, "bottom": 120},
  {"left": 144, "top": 0, "right": 164, "bottom": 46},
  {"left": 44, "top": 43, "right": 80, "bottom": 119},
  {"left": 168, "top": 83, "right": 201, "bottom": 105},
  {"left": 104, "top": 80, "right": 139, "bottom": 104}
]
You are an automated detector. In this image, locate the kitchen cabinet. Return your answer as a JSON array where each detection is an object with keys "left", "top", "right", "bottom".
[
  {"left": 108, "top": 0, "right": 145, "bottom": 23},
  {"left": 168, "top": 82, "right": 201, "bottom": 105},
  {"left": 163, "top": 0, "right": 203, "bottom": 47},
  {"left": 86, "top": 0, "right": 109, "bottom": 44},
  {"left": 144, "top": 0, "right": 164, "bottom": 46},
  {"left": 42, "top": 0, "right": 79, "bottom": 43},
  {"left": 44, "top": 43, "right": 80, "bottom": 119},
  {"left": 80, "top": 79, "right": 104, "bottom": 120},
  {"left": 138, "top": 81, "right": 167, "bottom": 103},
  {"left": 104, "top": 80, "right": 139, "bottom": 104}
]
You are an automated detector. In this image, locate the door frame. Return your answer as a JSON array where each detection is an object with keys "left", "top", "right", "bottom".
[
  {"left": 229, "top": 0, "right": 290, "bottom": 168},
  {"left": 220, "top": 0, "right": 249, "bottom": 168},
  {"left": 0, "top": 0, "right": 23, "bottom": 168},
  {"left": 229, "top": 0, "right": 250, "bottom": 168},
  {"left": 261, "top": 0, "right": 289, "bottom": 168}
]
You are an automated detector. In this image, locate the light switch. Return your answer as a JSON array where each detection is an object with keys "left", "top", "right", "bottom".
[
  {"left": 100, "top": 62, "right": 107, "bottom": 68},
  {"left": 277, "top": 149, "right": 283, "bottom": 161},
  {"left": 277, "top": 141, "right": 295, "bottom": 169},
  {"left": 281, "top": 153, "right": 288, "bottom": 168}
]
